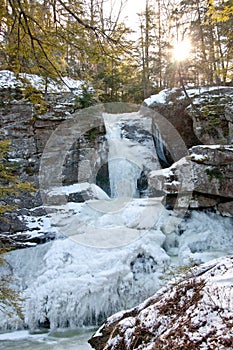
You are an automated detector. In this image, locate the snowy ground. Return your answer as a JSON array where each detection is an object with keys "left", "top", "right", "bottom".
[
  {"left": 144, "top": 86, "right": 233, "bottom": 106},
  {"left": 0, "top": 70, "right": 86, "bottom": 95}
]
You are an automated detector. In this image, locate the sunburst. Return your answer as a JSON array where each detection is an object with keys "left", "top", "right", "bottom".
[{"left": 172, "top": 39, "right": 192, "bottom": 62}]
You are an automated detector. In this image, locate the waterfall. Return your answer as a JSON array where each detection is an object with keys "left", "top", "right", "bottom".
[
  {"left": 103, "top": 112, "right": 161, "bottom": 198},
  {"left": 1, "top": 111, "right": 233, "bottom": 332},
  {"left": 0, "top": 111, "right": 168, "bottom": 331}
]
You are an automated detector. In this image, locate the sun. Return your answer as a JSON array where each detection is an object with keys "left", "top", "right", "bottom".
[{"left": 172, "top": 39, "right": 192, "bottom": 62}]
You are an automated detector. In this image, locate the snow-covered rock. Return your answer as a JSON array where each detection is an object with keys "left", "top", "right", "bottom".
[
  {"left": 144, "top": 86, "right": 233, "bottom": 146},
  {"left": 149, "top": 145, "right": 233, "bottom": 211},
  {"left": 0, "top": 70, "right": 85, "bottom": 95},
  {"left": 89, "top": 256, "right": 233, "bottom": 350},
  {"left": 44, "top": 183, "right": 110, "bottom": 205}
]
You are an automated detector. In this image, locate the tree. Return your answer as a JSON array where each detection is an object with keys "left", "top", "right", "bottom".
[
  {"left": 0, "top": 0, "right": 134, "bottom": 102},
  {"left": 0, "top": 255, "right": 24, "bottom": 318},
  {"left": 79, "top": 0, "right": 134, "bottom": 102},
  {"left": 173, "top": 0, "right": 233, "bottom": 85},
  {"left": 132, "top": 0, "right": 233, "bottom": 90},
  {"left": 0, "top": 1, "right": 126, "bottom": 76},
  {"left": 0, "top": 140, "right": 32, "bottom": 214},
  {"left": 137, "top": 0, "right": 154, "bottom": 98},
  {"left": 0, "top": 139, "right": 32, "bottom": 318}
]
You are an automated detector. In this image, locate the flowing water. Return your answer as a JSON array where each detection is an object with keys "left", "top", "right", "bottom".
[{"left": 0, "top": 329, "right": 94, "bottom": 350}]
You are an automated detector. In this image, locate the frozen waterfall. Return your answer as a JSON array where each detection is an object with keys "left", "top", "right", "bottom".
[
  {"left": 1, "top": 110, "right": 233, "bottom": 333},
  {"left": 103, "top": 112, "right": 161, "bottom": 198}
]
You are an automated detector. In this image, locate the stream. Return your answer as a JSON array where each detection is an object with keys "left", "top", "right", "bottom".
[{"left": 0, "top": 329, "right": 94, "bottom": 350}]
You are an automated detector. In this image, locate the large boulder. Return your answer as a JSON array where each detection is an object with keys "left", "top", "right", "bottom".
[
  {"left": 44, "top": 183, "right": 110, "bottom": 205},
  {"left": 187, "top": 87, "right": 233, "bottom": 145},
  {"left": 89, "top": 256, "right": 233, "bottom": 350},
  {"left": 149, "top": 145, "right": 233, "bottom": 212},
  {"left": 144, "top": 88, "right": 200, "bottom": 148}
]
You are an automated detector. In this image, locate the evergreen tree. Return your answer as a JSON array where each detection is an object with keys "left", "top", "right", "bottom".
[{"left": 173, "top": 0, "right": 233, "bottom": 85}]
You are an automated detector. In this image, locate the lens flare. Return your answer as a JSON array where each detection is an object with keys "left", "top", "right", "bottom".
[{"left": 172, "top": 39, "right": 192, "bottom": 62}]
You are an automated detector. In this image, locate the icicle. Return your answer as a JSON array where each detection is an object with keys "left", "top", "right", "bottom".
[{"left": 153, "top": 128, "right": 170, "bottom": 167}]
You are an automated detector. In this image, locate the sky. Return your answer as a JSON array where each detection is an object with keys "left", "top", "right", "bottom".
[
  {"left": 105, "top": 0, "right": 145, "bottom": 34},
  {"left": 121, "top": 0, "right": 144, "bottom": 24}
]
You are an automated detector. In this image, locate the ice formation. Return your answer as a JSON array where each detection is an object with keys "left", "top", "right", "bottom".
[
  {"left": 1, "top": 110, "right": 232, "bottom": 332},
  {"left": 90, "top": 256, "right": 233, "bottom": 350},
  {"left": 103, "top": 112, "right": 160, "bottom": 198}
]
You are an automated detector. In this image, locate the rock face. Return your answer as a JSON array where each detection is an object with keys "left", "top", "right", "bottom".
[
  {"left": 188, "top": 87, "right": 233, "bottom": 145},
  {"left": 144, "top": 86, "right": 233, "bottom": 147},
  {"left": 89, "top": 256, "right": 233, "bottom": 350},
  {"left": 0, "top": 94, "right": 107, "bottom": 237},
  {"left": 149, "top": 145, "right": 233, "bottom": 214},
  {"left": 144, "top": 88, "right": 200, "bottom": 148},
  {"left": 0, "top": 101, "right": 107, "bottom": 185}
]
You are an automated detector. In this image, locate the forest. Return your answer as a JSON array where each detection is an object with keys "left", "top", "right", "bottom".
[{"left": 0, "top": 0, "right": 233, "bottom": 103}]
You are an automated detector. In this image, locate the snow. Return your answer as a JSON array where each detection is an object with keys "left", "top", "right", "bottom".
[
  {"left": 189, "top": 153, "right": 209, "bottom": 162},
  {"left": 198, "top": 144, "right": 233, "bottom": 150},
  {"left": 149, "top": 168, "right": 171, "bottom": 178},
  {"left": 45, "top": 197, "right": 166, "bottom": 248},
  {"left": 0, "top": 70, "right": 86, "bottom": 95},
  {"left": 144, "top": 89, "right": 170, "bottom": 105},
  {"left": 46, "top": 183, "right": 110, "bottom": 200},
  {"left": 0, "top": 330, "right": 29, "bottom": 340},
  {"left": 144, "top": 86, "right": 233, "bottom": 107},
  {"left": 92, "top": 256, "right": 233, "bottom": 350}
]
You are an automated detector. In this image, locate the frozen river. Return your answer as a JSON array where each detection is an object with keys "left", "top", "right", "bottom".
[{"left": 0, "top": 329, "right": 94, "bottom": 350}]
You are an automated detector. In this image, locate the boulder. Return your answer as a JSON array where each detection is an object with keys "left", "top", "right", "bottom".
[
  {"left": 188, "top": 87, "right": 233, "bottom": 145},
  {"left": 0, "top": 212, "right": 27, "bottom": 233},
  {"left": 144, "top": 88, "right": 200, "bottom": 148},
  {"left": 149, "top": 145, "right": 233, "bottom": 211},
  {"left": 44, "top": 183, "right": 110, "bottom": 205},
  {"left": 89, "top": 256, "right": 233, "bottom": 350}
]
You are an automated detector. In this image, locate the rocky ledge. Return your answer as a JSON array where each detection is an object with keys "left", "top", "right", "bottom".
[
  {"left": 144, "top": 86, "right": 233, "bottom": 147},
  {"left": 89, "top": 256, "right": 233, "bottom": 350},
  {"left": 149, "top": 145, "right": 233, "bottom": 216}
]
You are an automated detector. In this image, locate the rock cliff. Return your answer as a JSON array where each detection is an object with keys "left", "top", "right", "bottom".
[
  {"left": 144, "top": 86, "right": 233, "bottom": 147},
  {"left": 0, "top": 86, "right": 107, "bottom": 241}
]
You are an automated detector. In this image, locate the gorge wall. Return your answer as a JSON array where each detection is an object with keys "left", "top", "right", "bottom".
[
  {"left": 0, "top": 89, "right": 107, "bottom": 241},
  {"left": 1, "top": 82, "right": 233, "bottom": 243}
]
